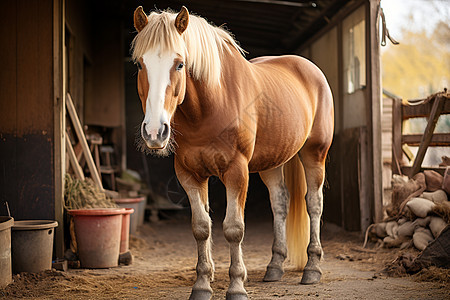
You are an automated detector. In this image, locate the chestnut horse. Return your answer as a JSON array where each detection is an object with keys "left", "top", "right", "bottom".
[{"left": 132, "top": 6, "right": 333, "bottom": 300}]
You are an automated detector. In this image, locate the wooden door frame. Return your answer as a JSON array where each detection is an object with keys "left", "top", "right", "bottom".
[{"left": 53, "top": 0, "right": 65, "bottom": 258}]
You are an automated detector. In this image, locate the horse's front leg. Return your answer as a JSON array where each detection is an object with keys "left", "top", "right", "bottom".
[
  {"left": 175, "top": 162, "right": 214, "bottom": 300},
  {"left": 222, "top": 158, "right": 249, "bottom": 300}
]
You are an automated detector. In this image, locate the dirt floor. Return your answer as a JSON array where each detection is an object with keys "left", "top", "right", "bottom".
[{"left": 1, "top": 215, "right": 449, "bottom": 299}]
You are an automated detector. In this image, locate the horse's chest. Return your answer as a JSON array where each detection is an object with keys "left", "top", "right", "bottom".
[{"left": 178, "top": 143, "right": 236, "bottom": 178}]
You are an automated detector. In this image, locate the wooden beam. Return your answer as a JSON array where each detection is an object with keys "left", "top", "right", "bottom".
[
  {"left": 401, "top": 166, "right": 447, "bottom": 177},
  {"left": 392, "top": 98, "right": 403, "bottom": 175},
  {"left": 402, "top": 133, "right": 450, "bottom": 146},
  {"left": 65, "top": 134, "right": 85, "bottom": 180},
  {"left": 53, "top": 0, "right": 64, "bottom": 260},
  {"left": 368, "top": 0, "right": 383, "bottom": 223},
  {"left": 410, "top": 96, "right": 446, "bottom": 177},
  {"left": 66, "top": 93, "right": 103, "bottom": 190},
  {"left": 402, "top": 96, "right": 450, "bottom": 119}
]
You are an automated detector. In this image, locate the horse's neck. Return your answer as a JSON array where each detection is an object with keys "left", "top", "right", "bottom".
[{"left": 176, "top": 47, "right": 251, "bottom": 127}]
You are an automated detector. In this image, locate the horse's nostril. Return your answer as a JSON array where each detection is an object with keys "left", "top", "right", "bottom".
[
  {"left": 141, "top": 123, "right": 149, "bottom": 138},
  {"left": 161, "top": 123, "right": 170, "bottom": 140}
]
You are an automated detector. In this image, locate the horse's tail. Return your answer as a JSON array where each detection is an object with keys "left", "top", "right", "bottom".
[{"left": 284, "top": 154, "right": 310, "bottom": 270}]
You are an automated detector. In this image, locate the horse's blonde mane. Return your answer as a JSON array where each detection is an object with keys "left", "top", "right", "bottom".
[{"left": 131, "top": 10, "right": 244, "bottom": 87}]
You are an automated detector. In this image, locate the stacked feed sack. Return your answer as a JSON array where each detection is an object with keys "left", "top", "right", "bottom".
[{"left": 367, "top": 168, "right": 450, "bottom": 251}]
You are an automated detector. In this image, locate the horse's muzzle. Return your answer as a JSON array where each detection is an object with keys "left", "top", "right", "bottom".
[{"left": 141, "top": 122, "right": 170, "bottom": 149}]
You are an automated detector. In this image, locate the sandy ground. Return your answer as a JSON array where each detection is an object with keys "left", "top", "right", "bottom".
[{"left": 1, "top": 216, "right": 449, "bottom": 299}]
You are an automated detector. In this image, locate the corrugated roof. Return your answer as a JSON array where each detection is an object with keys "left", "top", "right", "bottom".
[{"left": 99, "top": 0, "right": 350, "bottom": 58}]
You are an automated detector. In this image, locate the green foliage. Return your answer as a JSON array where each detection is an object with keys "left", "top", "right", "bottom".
[{"left": 382, "top": 21, "right": 450, "bottom": 99}]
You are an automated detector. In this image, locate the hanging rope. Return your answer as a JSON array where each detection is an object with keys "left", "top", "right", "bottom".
[{"left": 380, "top": 7, "right": 400, "bottom": 46}]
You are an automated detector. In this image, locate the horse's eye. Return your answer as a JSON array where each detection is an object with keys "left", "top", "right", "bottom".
[
  {"left": 136, "top": 62, "right": 142, "bottom": 70},
  {"left": 176, "top": 62, "right": 184, "bottom": 71}
]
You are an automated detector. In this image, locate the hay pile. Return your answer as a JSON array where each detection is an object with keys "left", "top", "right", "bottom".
[{"left": 64, "top": 174, "right": 118, "bottom": 209}]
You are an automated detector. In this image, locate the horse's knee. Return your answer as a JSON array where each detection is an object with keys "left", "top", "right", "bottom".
[
  {"left": 223, "top": 220, "right": 244, "bottom": 243},
  {"left": 192, "top": 219, "right": 211, "bottom": 241}
]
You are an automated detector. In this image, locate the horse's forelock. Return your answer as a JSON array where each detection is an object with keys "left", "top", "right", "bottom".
[{"left": 131, "top": 9, "right": 244, "bottom": 87}]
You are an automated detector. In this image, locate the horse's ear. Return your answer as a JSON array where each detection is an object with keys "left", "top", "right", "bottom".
[
  {"left": 134, "top": 6, "right": 148, "bottom": 32},
  {"left": 175, "top": 6, "right": 189, "bottom": 35}
]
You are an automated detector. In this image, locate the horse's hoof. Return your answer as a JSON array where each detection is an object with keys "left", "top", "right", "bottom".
[
  {"left": 225, "top": 292, "right": 248, "bottom": 300},
  {"left": 263, "top": 267, "right": 284, "bottom": 282},
  {"left": 300, "top": 270, "right": 321, "bottom": 285},
  {"left": 189, "top": 289, "right": 212, "bottom": 300}
]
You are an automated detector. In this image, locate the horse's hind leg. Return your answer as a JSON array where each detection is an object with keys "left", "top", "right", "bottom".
[
  {"left": 299, "top": 142, "right": 329, "bottom": 284},
  {"left": 175, "top": 161, "right": 214, "bottom": 300},
  {"left": 259, "top": 166, "right": 288, "bottom": 282}
]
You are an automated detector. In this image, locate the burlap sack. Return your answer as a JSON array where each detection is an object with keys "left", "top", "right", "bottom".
[
  {"left": 395, "top": 173, "right": 427, "bottom": 215},
  {"left": 412, "top": 216, "right": 431, "bottom": 228},
  {"left": 386, "top": 221, "right": 399, "bottom": 238},
  {"left": 374, "top": 222, "right": 387, "bottom": 238},
  {"left": 422, "top": 189, "right": 448, "bottom": 204},
  {"left": 397, "top": 218, "right": 407, "bottom": 225},
  {"left": 443, "top": 167, "right": 450, "bottom": 194},
  {"left": 429, "top": 216, "right": 447, "bottom": 238},
  {"left": 397, "top": 221, "right": 414, "bottom": 238},
  {"left": 424, "top": 170, "right": 444, "bottom": 192},
  {"left": 412, "top": 227, "right": 434, "bottom": 251},
  {"left": 406, "top": 197, "right": 436, "bottom": 218}
]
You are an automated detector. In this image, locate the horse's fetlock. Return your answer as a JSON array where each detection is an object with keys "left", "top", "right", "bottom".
[
  {"left": 272, "top": 244, "right": 287, "bottom": 258},
  {"left": 307, "top": 244, "right": 323, "bottom": 258},
  {"left": 229, "top": 263, "right": 247, "bottom": 281},
  {"left": 197, "top": 261, "right": 213, "bottom": 276}
]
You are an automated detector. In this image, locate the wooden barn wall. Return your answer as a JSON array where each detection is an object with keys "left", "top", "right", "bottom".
[
  {"left": 0, "top": 0, "right": 55, "bottom": 220},
  {"left": 65, "top": 0, "right": 94, "bottom": 123},
  {"left": 84, "top": 17, "right": 124, "bottom": 128},
  {"left": 296, "top": 3, "right": 371, "bottom": 231}
]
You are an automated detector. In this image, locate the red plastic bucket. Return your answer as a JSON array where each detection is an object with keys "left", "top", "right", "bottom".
[
  {"left": 68, "top": 208, "right": 124, "bottom": 268},
  {"left": 115, "top": 197, "right": 145, "bottom": 234},
  {"left": 120, "top": 208, "right": 134, "bottom": 253}
]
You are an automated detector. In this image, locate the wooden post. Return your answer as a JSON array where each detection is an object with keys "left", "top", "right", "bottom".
[
  {"left": 392, "top": 98, "right": 403, "bottom": 175},
  {"left": 368, "top": 0, "right": 383, "bottom": 223},
  {"left": 409, "top": 96, "right": 446, "bottom": 177},
  {"left": 53, "top": 0, "right": 65, "bottom": 259},
  {"left": 66, "top": 93, "right": 104, "bottom": 190}
]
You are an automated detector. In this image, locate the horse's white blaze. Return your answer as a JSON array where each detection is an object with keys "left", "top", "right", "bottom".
[{"left": 142, "top": 50, "right": 176, "bottom": 140}]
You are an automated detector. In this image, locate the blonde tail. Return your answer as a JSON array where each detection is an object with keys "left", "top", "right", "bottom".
[{"left": 284, "top": 154, "right": 310, "bottom": 270}]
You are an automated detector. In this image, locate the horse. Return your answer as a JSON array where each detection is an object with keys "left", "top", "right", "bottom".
[{"left": 131, "top": 6, "right": 334, "bottom": 300}]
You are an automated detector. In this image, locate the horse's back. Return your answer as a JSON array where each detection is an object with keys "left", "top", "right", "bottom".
[{"left": 247, "top": 55, "right": 334, "bottom": 171}]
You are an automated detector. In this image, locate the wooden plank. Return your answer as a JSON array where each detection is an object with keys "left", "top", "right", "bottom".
[
  {"left": 0, "top": 0, "right": 17, "bottom": 132},
  {"left": 17, "top": 0, "right": 53, "bottom": 133},
  {"left": 410, "top": 96, "right": 446, "bottom": 177},
  {"left": 392, "top": 98, "right": 403, "bottom": 175},
  {"left": 401, "top": 166, "right": 446, "bottom": 177},
  {"left": 402, "top": 96, "right": 450, "bottom": 119},
  {"left": 402, "top": 133, "right": 450, "bottom": 146},
  {"left": 66, "top": 93, "right": 103, "bottom": 190},
  {"left": 53, "top": 0, "right": 65, "bottom": 260},
  {"left": 341, "top": 128, "right": 362, "bottom": 231},
  {"left": 66, "top": 134, "right": 85, "bottom": 180},
  {"left": 358, "top": 127, "right": 371, "bottom": 232}
]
